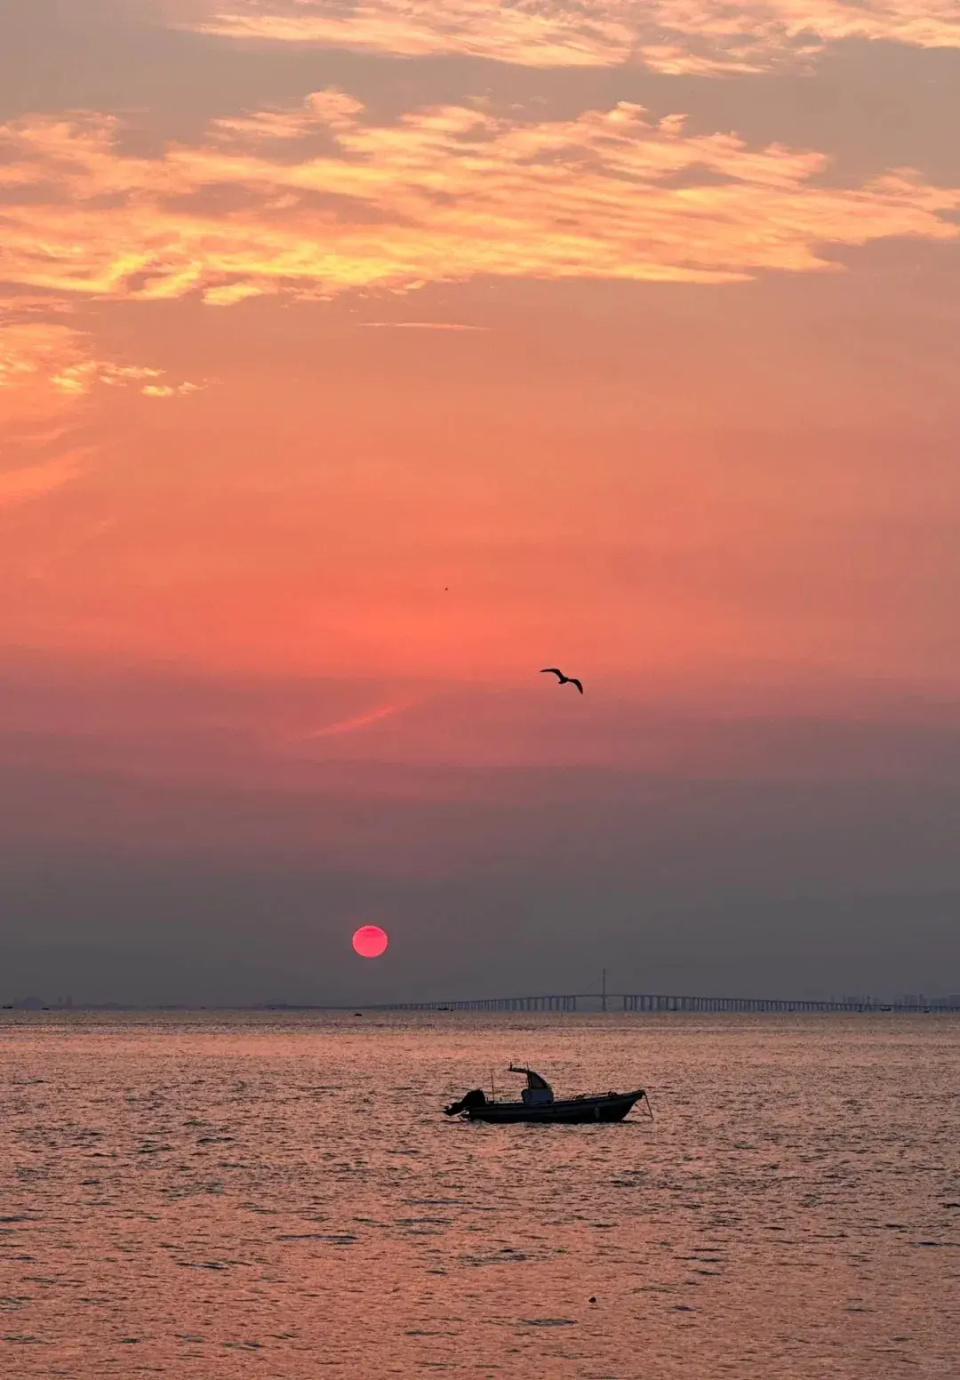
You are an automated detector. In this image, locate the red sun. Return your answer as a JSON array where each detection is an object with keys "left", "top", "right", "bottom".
[{"left": 352, "top": 925, "right": 389, "bottom": 958}]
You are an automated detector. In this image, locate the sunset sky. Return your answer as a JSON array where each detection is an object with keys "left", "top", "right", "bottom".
[{"left": 2, "top": 0, "right": 959, "bottom": 1004}]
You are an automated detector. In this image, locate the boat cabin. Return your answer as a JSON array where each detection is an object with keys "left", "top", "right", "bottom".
[{"left": 509, "top": 1065, "right": 554, "bottom": 1106}]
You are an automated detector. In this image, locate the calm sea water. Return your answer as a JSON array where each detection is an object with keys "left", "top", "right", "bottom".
[{"left": 1, "top": 1012, "right": 958, "bottom": 1378}]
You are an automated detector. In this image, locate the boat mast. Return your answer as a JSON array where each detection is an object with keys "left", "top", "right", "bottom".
[{"left": 601, "top": 967, "right": 607, "bottom": 1013}]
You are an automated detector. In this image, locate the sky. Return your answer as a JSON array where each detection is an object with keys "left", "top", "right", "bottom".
[{"left": 1, "top": 0, "right": 959, "bottom": 1006}]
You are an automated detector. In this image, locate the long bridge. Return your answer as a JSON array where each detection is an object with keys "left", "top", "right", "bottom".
[{"left": 367, "top": 992, "right": 960, "bottom": 1014}]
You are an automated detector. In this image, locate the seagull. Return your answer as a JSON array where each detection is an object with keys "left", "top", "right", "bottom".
[{"left": 540, "top": 667, "right": 583, "bottom": 694}]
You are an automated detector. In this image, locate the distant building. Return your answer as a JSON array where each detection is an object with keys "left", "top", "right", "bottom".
[{"left": 11, "top": 996, "right": 46, "bottom": 1010}]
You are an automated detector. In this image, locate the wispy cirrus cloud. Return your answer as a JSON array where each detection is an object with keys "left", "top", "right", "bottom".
[
  {"left": 182, "top": 0, "right": 960, "bottom": 75},
  {"left": 183, "top": 0, "right": 634, "bottom": 66},
  {"left": 0, "top": 452, "right": 90, "bottom": 509},
  {"left": 0, "top": 320, "right": 200, "bottom": 409},
  {"left": 297, "top": 700, "right": 415, "bottom": 740},
  {"left": 1, "top": 322, "right": 91, "bottom": 406},
  {"left": 0, "top": 317, "right": 202, "bottom": 506},
  {"left": 361, "top": 321, "right": 489, "bottom": 331},
  {"left": 0, "top": 96, "right": 956, "bottom": 308}
]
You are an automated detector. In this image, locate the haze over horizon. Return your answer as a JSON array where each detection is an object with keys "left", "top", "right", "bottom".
[{"left": 2, "top": 0, "right": 959, "bottom": 1007}]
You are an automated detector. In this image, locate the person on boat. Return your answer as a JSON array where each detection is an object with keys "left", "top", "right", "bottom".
[{"left": 509, "top": 1066, "right": 554, "bottom": 1106}]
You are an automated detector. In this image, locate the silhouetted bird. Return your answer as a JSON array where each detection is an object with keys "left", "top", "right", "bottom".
[{"left": 540, "top": 667, "right": 583, "bottom": 694}]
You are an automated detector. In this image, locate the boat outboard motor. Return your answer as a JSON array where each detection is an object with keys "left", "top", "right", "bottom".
[{"left": 444, "top": 1088, "right": 487, "bottom": 1116}]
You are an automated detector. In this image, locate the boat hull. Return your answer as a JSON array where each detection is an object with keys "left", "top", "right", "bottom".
[{"left": 462, "top": 1090, "right": 644, "bottom": 1124}]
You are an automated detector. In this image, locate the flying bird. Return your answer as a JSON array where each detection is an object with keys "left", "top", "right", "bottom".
[{"left": 540, "top": 667, "right": 583, "bottom": 694}]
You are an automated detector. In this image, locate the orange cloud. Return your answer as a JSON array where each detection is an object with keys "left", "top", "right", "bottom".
[
  {"left": 0, "top": 318, "right": 201, "bottom": 420},
  {"left": 0, "top": 317, "right": 202, "bottom": 514},
  {"left": 0, "top": 452, "right": 89, "bottom": 509},
  {"left": 1, "top": 322, "right": 87, "bottom": 408},
  {"left": 185, "top": 0, "right": 633, "bottom": 65},
  {"left": 0, "top": 98, "right": 956, "bottom": 306},
  {"left": 183, "top": 0, "right": 960, "bottom": 73},
  {"left": 298, "top": 701, "right": 414, "bottom": 740}
]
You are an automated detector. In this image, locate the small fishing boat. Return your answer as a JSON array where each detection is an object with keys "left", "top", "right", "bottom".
[{"left": 444, "top": 1066, "right": 650, "bottom": 1124}]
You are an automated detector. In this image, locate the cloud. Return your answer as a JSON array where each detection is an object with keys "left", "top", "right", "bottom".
[
  {"left": 1, "top": 322, "right": 88, "bottom": 406},
  {"left": 0, "top": 319, "right": 201, "bottom": 417},
  {"left": 141, "top": 381, "right": 202, "bottom": 397},
  {"left": 0, "top": 97, "right": 956, "bottom": 306},
  {"left": 52, "top": 358, "right": 199, "bottom": 398},
  {"left": 181, "top": 0, "right": 960, "bottom": 75},
  {"left": 0, "top": 318, "right": 202, "bottom": 508},
  {"left": 0, "top": 452, "right": 89, "bottom": 509},
  {"left": 361, "top": 321, "right": 489, "bottom": 331},
  {"left": 184, "top": 0, "right": 634, "bottom": 66},
  {"left": 298, "top": 701, "right": 413, "bottom": 740}
]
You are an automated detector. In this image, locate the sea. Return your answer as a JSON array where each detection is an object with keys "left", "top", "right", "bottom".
[{"left": 1, "top": 1012, "right": 957, "bottom": 1378}]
